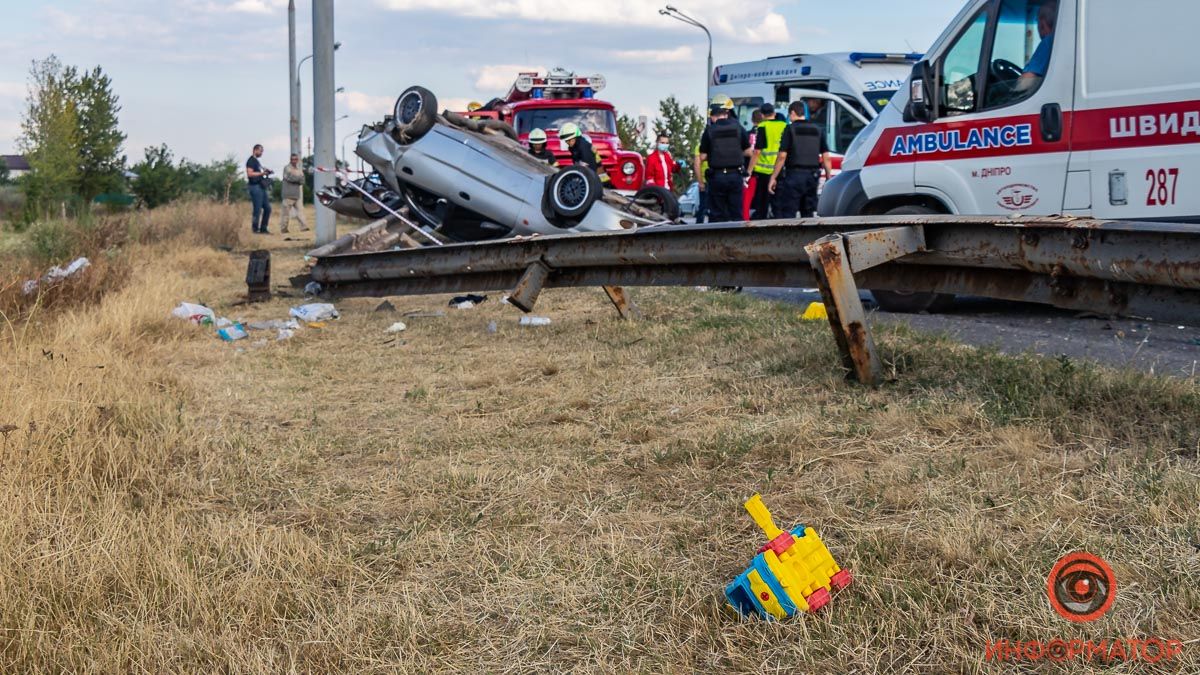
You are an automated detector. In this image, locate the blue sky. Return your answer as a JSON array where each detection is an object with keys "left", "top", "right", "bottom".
[{"left": 0, "top": 0, "right": 966, "bottom": 168}]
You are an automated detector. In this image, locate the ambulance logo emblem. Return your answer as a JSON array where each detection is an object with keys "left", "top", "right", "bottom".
[{"left": 997, "top": 183, "right": 1040, "bottom": 211}]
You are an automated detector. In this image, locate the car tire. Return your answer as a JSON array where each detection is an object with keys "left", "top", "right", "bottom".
[
  {"left": 546, "top": 166, "right": 601, "bottom": 220},
  {"left": 392, "top": 86, "right": 438, "bottom": 142},
  {"left": 869, "top": 204, "right": 956, "bottom": 313},
  {"left": 632, "top": 185, "right": 680, "bottom": 221}
]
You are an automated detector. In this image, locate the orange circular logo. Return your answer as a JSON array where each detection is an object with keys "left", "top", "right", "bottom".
[{"left": 1047, "top": 552, "right": 1116, "bottom": 623}]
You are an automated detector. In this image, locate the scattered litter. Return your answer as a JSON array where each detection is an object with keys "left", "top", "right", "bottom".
[
  {"left": 500, "top": 295, "right": 511, "bottom": 305},
  {"left": 215, "top": 317, "right": 233, "bottom": 329},
  {"left": 403, "top": 310, "right": 446, "bottom": 319},
  {"left": 304, "top": 281, "right": 323, "bottom": 296},
  {"left": 247, "top": 319, "right": 299, "bottom": 331},
  {"left": 217, "top": 323, "right": 249, "bottom": 342},
  {"left": 172, "top": 302, "right": 216, "bottom": 325},
  {"left": 386, "top": 321, "right": 408, "bottom": 333},
  {"left": 519, "top": 316, "right": 552, "bottom": 327},
  {"left": 449, "top": 294, "right": 487, "bottom": 308},
  {"left": 290, "top": 303, "right": 339, "bottom": 323},
  {"left": 486, "top": 321, "right": 498, "bottom": 334},
  {"left": 375, "top": 300, "right": 397, "bottom": 313},
  {"left": 801, "top": 302, "right": 828, "bottom": 321},
  {"left": 251, "top": 339, "right": 269, "bottom": 348},
  {"left": 725, "top": 494, "right": 852, "bottom": 620},
  {"left": 22, "top": 257, "right": 91, "bottom": 295},
  {"left": 277, "top": 329, "right": 296, "bottom": 341},
  {"left": 307, "top": 321, "right": 328, "bottom": 329}
]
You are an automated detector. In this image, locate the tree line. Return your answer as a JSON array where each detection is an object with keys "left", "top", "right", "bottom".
[{"left": 11, "top": 55, "right": 252, "bottom": 225}]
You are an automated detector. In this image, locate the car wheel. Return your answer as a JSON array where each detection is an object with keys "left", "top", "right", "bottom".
[
  {"left": 546, "top": 166, "right": 601, "bottom": 220},
  {"left": 869, "top": 204, "right": 956, "bottom": 313},
  {"left": 392, "top": 86, "right": 438, "bottom": 142},
  {"left": 632, "top": 185, "right": 680, "bottom": 221}
]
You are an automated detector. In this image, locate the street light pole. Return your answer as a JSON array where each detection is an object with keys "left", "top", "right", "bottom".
[
  {"left": 312, "top": 0, "right": 336, "bottom": 245},
  {"left": 293, "top": 42, "right": 340, "bottom": 162},
  {"left": 288, "top": 0, "right": 299, "bottom": 158},
  {"left": 660, "top": 6, "right": 713, "bottom": 107}
]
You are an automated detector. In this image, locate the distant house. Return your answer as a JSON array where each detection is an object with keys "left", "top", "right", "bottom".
[{"left": 2, "top": 154, "right": 31, "bottom": 179}]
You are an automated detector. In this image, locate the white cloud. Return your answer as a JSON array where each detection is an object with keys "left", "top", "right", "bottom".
[
  {"left": 613, "top": 46, "right": 694, "bottom": 64},
  {"left": 0, "top": 82, "right": 24, "bottom": 100},
  {"left": 338, "top": 91, "right": 394, "bottom": 116},
  {"left": 471, "top": 64, "right": 544, "bottom": 91},
  {"left": 210, "top": 0, "right": 288, "bottom": 13},
  {"left": 373, "top": 0, "right": 790, "bottom": 44}
]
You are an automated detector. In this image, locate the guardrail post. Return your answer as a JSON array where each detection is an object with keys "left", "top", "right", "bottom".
[
  {"left": 602, "top": 286, "right": 640, "bottom": 320},
  {"left": 509, "top": 261, "right": 553, "bottom": 313},
  {"left": 806, "top": 234, "right": 882, "bottom": 386}
]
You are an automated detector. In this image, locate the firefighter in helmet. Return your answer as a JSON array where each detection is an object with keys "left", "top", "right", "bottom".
[
  {"left": 527, "top": 128, "right": 558, "bottom": 166},
  {"left": 559, "top": 122, "right": 611, "bottom": 186}
]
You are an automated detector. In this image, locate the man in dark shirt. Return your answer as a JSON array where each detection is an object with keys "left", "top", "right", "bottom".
[
  {"left": 768, "top": 101, "right": 833, "bottom": 219},
  {"left": 697, "top": 97, "right": 750, "bottom": 223},
  {"left": 245, "top": 144, "right": 273, "bottom": 234},
  {"left": 559, "top": 122, "right": 611, "bottom": 186}
]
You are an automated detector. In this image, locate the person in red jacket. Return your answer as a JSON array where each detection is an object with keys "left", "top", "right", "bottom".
[{"left": 644, "top": 133, "right": 676, "bottom": 191}]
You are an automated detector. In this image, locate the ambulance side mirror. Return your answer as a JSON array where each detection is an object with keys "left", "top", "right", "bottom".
[{"left": 904, "top": 60, "right": 935, "bottom": 123}]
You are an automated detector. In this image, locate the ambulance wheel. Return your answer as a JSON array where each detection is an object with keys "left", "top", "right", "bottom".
[
  {"left": 392, "top": 86, "right": 438, "bottom": 142},
  {"left": 633, "top": 185, "right": 681, "bottom": 221},
  {"left": 870, "top": 204, "right": 956, "bottom": 313},
  {"left": 547, "top": 166, "right": 601, "bottom": 220}
]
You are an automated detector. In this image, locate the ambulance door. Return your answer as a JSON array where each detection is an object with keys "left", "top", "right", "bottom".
[
  {"left": 914, "top": 0, "right": 1074, "bottom": 215},
  {"left": 1073, "top": 0, "right": 1200, "bottom": 221}
]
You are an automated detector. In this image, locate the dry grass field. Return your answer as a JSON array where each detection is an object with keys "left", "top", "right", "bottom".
[{"left": 1, "top": 206, "right": 1198, "bottom": 672}]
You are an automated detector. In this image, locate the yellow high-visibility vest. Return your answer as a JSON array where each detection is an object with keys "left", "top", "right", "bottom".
[{"left": 754, "top": 118, "right": 787, "bottom": 175}]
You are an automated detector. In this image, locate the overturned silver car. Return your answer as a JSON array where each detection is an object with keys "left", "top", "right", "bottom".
[{"left": 319, "top": 86, "right": 678, "bottom": 243}]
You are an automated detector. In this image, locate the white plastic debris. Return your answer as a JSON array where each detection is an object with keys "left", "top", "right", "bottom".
[
  {"left": 215, "top": 317, "right": 233, "bottom": 329},
  {"left": 23, "top": 257, "right": 91, "bottom": 295},
  {"left": 277, "top": 328, "right": 296, "bottom": 341},
  {"left": 217, "top": 323, "right": 249, "bottom": 341},
  {"left": 289, "top": 303, "right": 339, "bottom": 323},
  {"left": 453, "top": 301, "right": 476, "bottom": 310},
  {"left": 247, "top": 319, "right": 299, "bottom": 331},
  {"left": 386, "top": 321, "right": 408, "bottom": 333},
  {"left": 172, "top": 302, "right": 216, "bottom": 325},
  {"left": 519, "top": 316, "right": 552, "bottom": 327}
]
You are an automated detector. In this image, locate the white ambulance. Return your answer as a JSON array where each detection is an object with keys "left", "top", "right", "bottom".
[
  {"left": 709, "top": 52, "right": 923, "bottom": 168},
  {"left": 820, "top": 0, "right": 1200, "bottom": 224}
]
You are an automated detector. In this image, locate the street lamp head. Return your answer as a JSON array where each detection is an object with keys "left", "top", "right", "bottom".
[
  {"left": 336, "top": 86, "right": 345, "bottom": 94},
  {"left": 666, "top": 5, "right": 677, "bottom": 11},
  {"left": 334, "top": 41, "right": 342, "bottom": 50},
  {"left": 659, "top": 9, "right": 670, "bottom": 15}
]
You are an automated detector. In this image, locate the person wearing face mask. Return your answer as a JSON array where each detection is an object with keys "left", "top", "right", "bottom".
[{"left": 644, "top": 132, "right": 676, "bottom": 192}]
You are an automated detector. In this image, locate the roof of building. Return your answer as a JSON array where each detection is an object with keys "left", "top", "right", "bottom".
[{"left": 2, "top": 155, "right": 30, "bottom": 171}]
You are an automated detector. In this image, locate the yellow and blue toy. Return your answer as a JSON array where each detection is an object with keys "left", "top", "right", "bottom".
[{"left": 725, "top": 494, "right": 853, "bottom": 620}]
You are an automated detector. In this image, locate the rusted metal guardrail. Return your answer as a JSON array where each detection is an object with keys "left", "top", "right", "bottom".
[{"left": 306, "top": 216, "right": 1200, "bottom": 385}]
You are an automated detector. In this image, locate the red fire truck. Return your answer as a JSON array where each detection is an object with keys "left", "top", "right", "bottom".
[{"left": 464, "top": 69, "right": 647, "bottom": 193}]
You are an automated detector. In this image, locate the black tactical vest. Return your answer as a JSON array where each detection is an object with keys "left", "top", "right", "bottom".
[
  {"left": 708, "top": 122, "right": 743, "bottom": 169},
  {"left": 786, "top": 122, "right": 822, "bottom": 169}
]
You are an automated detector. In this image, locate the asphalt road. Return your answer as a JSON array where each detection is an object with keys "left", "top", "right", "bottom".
[{"left": 747, "top": 288, "right": 1200, "bottom": 380}]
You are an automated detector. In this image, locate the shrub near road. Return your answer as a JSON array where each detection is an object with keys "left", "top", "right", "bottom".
[{"left": 0, "top": 231, "right": 1197, "bottom": 671}]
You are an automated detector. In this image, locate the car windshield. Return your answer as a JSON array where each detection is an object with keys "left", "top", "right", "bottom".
[
  {"left": 513, "top": 108, "right": 617, "bottom": 136},
  {"left": 862, "top": 90, "right": 897, "bottom": 114}
]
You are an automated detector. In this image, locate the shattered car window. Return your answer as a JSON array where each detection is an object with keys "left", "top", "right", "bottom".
[{"left": 513, "top": 109, "right": 617, "bottom": 136}]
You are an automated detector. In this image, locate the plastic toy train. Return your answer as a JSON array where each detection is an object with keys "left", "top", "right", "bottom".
[{"left": 725, "top": 494, "right": 853, "bottom": 620}]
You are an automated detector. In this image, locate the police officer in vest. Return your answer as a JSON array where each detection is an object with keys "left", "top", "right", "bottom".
[
  {"left": 768, "top": 100, "right": 833, "bottom": 219},
  {"left": 749, "top": 103, "right": 787, "bottom": 220},
  {"left": 697, "top": 95, "right": 750, "bottom": 223}
]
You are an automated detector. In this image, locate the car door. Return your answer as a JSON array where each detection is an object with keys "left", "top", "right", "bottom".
[{"left": 913, "top": 0, "right": 1074, "bottom": 215}]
